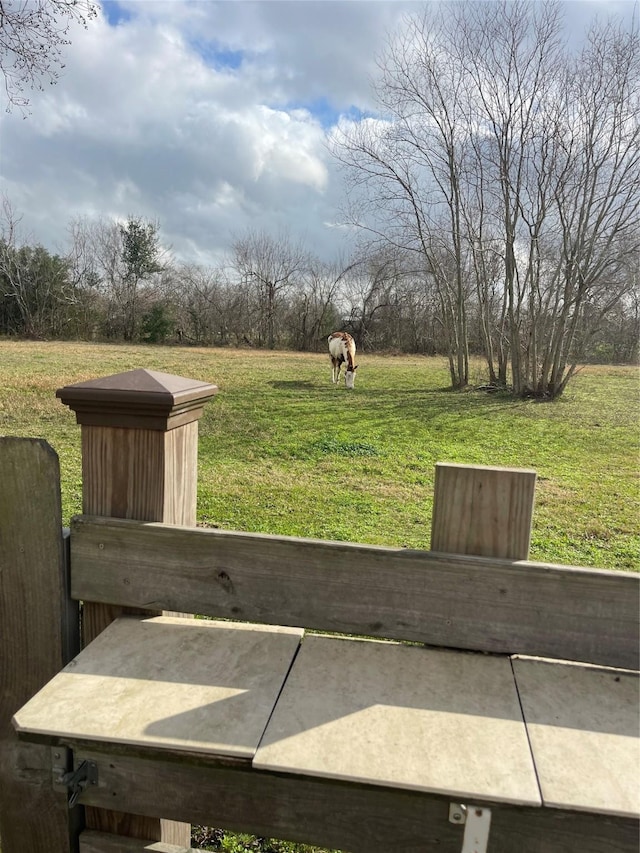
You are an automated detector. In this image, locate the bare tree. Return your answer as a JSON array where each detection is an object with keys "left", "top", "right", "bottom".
[
  {"left": 0, "top": 0, "right": 97, "bottom": 112},
  {"left": 173, "top": 262, "right": 246, "bottom": 346},
  {"left": 285, "top": 256, "right": 353, "bottom": 351},
  {"left": 536, "top": 18, "right": 640, "bottom": 396},
  {"left": 453, "top": 1, "right": 566, "bottom": 394},
  {"left": 0, "top": 195, "right": 74, "bottom": 337},
  {"left": 67, "top": 215, "right": 170, "bottom": 341},
  {"left": 231, "top": 229, "right": 310, "bottom": 349},
  {"left": 332, "top": 4, "right": 476, "bottom": 387},
  {"left": 337, "top": 250, "right": 400, "bottom": 350},
  {"left": 332, "top": 0, "right": 639, "bottom": 397}
]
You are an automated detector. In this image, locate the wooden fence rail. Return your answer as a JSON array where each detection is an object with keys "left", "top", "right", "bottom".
[{"left": 70, "top": 515, "right": 639, "bottom": 670}]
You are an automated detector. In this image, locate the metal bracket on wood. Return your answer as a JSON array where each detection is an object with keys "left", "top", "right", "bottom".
[
  {"left": 449, "top": 803, "right": 492, "bottom": 853},
  {"left": 51, "top": 746, "right": 72, "bottom": 789},
  {"left": 52, "top": 747, "right": 98, "bottom": 808}
]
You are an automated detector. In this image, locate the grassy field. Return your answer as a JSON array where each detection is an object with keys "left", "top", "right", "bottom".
[
  {"left": 0, "top": 339, "right": 637, "bottom": 571},
  {"left": 0, "top": 339, "right": 638, "bottom": 852}
]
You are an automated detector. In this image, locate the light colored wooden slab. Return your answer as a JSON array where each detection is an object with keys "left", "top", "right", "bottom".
[
  {"left": 254, "top": 635, "right": 541, "bottom": 806},
  {"left": 13, "top": 616, "right": 303, "bottom": 759},
  {"left": 513, "top": 657, "right": 640, "bottom": 818}
]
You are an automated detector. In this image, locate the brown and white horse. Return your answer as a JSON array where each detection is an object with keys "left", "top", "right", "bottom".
[{"left": 328, "top": 331, "right": 358, "bottom": 389}]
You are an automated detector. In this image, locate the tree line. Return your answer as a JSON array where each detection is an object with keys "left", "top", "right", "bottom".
[
  {"left": 0, "top": 207, "right": 443, "bottom": 352},
  {"left": 1, "top": 0, "right": 638, "bottom": 398},
  {"left": 1, "top": 205, "right": 637, "bottom": 372}
]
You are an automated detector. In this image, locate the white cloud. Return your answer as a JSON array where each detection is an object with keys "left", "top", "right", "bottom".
[
  {"left": 0, "top": 0, "right": 634, "bottom": 266},
  {"left": 3, "top": 0, "right": 401, "bottom": 264}
]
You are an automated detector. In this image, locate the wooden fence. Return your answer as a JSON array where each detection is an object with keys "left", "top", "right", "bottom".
[{"left": 0, "top": 368, "right": 638, "bottom": 853}]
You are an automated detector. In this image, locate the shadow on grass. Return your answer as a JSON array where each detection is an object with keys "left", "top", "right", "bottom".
[
  {"left": 270, "top": 380, "right": 318, "bottom": 390},
  {"left": 325, "top": 385, "right": 531, "bottom": 423},
  {"left": 235, "top": 381, "right": 544, "bottom": 445}
]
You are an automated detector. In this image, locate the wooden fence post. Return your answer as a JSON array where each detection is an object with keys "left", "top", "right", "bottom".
[
  {"left": 431, "top": 462, "right": 537, "bottom": 560},
  {"left": 0, "top": 438, "right": 79, "bottom": 853},
  {"left": 57, "top": 368, "right": 218, "bottom": 847}
]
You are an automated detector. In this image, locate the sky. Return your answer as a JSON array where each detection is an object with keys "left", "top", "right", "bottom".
[{"left": 0, "top": 0, "right": 637, "bottom": 268}]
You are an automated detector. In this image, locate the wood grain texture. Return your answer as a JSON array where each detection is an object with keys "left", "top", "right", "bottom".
[
  {"left": 81, "top": 422, "right": 200, "bottom": 846},
  {"left": 81, "top": 422, "right": 198, "bottom": 525},
  {"left": 82, "top": 426, "right": 164, "bottom": 521},
  {"left": 70, "top": 517, "right": 640, "bottom": 669},
  {"left": 163, "top": 422, "right": 198, "bottom": 527},
  {"left": 73, "top": 747, "right": 639, "bottom": 853},
  {"left": 431, "top": 463, "right": 537, "bottom": 560},
  {"left": 0, "top": 438, "right": 72, "bottom": 853}
]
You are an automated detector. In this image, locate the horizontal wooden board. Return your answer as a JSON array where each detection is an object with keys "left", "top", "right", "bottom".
[
  {"left": 73, "top": 747, "right": 639, "bottom": 853},
  {"left": 14, "top": 616, "right": 302, "bottom": 759},
  {"left": 254, "top": 636, "right": 540, "bottom": 806},
  {"left": 513, "top": 657, "right": 640, "bottom": 818},
  {"left": 70, "top": 516, "right": 640, "bottom": 669}
]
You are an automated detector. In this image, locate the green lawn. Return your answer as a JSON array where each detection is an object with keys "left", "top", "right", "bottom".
[{"left": 0, "top": 339, "right": 637, "bottom": 571}]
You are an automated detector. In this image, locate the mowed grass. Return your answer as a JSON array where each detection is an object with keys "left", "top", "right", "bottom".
[{"left": 0, "top": 339, "right": 638, "bottom": 571}]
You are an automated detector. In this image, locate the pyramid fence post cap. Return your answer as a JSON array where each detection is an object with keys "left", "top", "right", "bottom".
[{"left": 56, "top": 368, "right": 218, "bottom": 430}]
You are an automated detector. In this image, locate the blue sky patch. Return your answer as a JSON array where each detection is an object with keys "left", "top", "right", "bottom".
[
  {"left": 102, "top": 1, "right": 133, "bottom": 27},
  {"left": 191, "top": 40, "right": 244, "bottom": 71},
  {"left": 276, "top": 98, "right": 374, "bottom": 129}
]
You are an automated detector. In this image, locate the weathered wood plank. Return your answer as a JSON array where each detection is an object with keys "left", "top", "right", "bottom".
[
  {"left": 14, "top": 616, "right": 303, "bottom": 759},
  {"left": 70, "top": 516, "right": 639, "bottom": 669},
  {"left": 513, "top": 657, "right": 640, "bottom": 818},
  {"left": 254, "top": 636, "right": 540, "bottom": 806},
  {"left": 80, "top": 829, "right": 194, "bottom": 852},
  {"left": 73, "top": 748, "right": 639, "bottom": 853},
  {"left": 431, "top": 463, "right": 536, "bottom": 560},
  {"left": 0, "top": 437, "right": 74, "bottom": 853}
]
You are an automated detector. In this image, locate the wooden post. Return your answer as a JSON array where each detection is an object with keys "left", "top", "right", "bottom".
[
  {"left": 0, "top": 438, "right": 78, "bottom": 853},
  {"left": 57, "top": 368, "right": 218, "bottom": 847},
  {"left": 431, "top": 463, "right": 537, "bottom": 560}
]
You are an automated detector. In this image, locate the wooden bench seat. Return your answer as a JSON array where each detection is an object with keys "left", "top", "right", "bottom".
[
  {"left": 254, "top": 634, "right": 540, "bottom": 807},
  {"left": 13, "top": 616, "right": 303, "bottom": 760},
  {"left": 13, "top": 614, "right": 639, "bottom": 823}
]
